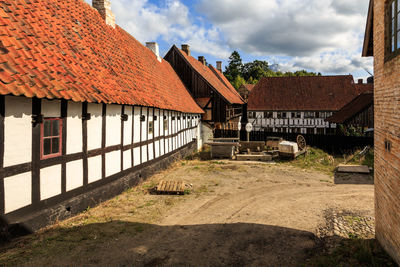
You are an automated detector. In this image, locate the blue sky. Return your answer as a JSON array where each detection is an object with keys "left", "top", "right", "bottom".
[{"left": 85, "top": 0, "right": 373, "bottom": 80}]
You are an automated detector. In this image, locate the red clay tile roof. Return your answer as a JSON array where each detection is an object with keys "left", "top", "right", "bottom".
[
  {"left": 355, "top": 83, "right": 374, "bottom": 95},
  {"left": 248, "top": 75, "right": 363, "bottom": 111},
  {"left": 0, "top": 0, "right": 203, "bottom": 114},
  {"left": 208, "top": 65, "right": 244, "bottom": 103},
  {"left": 326, "top": 92, "right": 373, "bottom": 124},
  {"left": 242, "top": 84, "right": 255, "bottom": 92},
  {"left": 175, "top": 48, "right": 244, "bottom": 105}
]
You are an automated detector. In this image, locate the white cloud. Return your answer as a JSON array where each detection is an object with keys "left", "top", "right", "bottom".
[
  {"left": 198, "top": 0, "right": 372, "bottom": 74},
  {"left": 85, "top": 0, "right": 230, "bottom": 58}
]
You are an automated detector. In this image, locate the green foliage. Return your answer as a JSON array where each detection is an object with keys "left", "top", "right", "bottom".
[
  {"left": 223, "top": 51, "right": 243, "bottom": 82},
  {"left": 224, "top": 51, "right": 321, "bottom": 89}
]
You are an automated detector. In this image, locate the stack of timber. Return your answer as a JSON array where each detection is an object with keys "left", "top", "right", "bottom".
[{"left": 155, "top": 180, "right": 186, "bottom": 195}]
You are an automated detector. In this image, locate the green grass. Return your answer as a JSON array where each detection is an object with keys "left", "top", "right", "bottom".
[{"left": 281, "top": 147, "right": 343, "bottom": 175}]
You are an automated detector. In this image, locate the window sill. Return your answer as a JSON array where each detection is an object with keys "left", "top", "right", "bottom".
[{"left": 385, "top": 49, "right": 400, "bottom": 63}]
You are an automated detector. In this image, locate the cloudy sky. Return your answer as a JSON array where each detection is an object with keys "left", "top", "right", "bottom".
[{"left": 85, "top": 0, "right": 373, "bottom": 80}]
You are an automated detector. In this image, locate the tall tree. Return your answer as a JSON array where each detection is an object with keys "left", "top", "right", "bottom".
[{"left": 224, "top": 51, "right": 243, "bottom": 82}]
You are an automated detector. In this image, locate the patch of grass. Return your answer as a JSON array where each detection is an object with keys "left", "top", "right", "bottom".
[
  {"left": 308, "top": 238, "right": 396, "bottom": 267},
  {"left": 281, "top": 147, "right": 342, "bottom": 176},
  {"left": 362, "top": 149, "right": 374, "bottom": 169}
]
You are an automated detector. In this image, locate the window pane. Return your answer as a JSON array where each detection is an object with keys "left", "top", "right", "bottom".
[
  {"left": 44, "top": 120, "right": 51, "bottom": 137},
  {"left": 398, "top": 13, "right": 400, "bottom": 30},
  {"left": 393, "top": 1, "right": 396, "bottom": 19},
  {"left": 52, "top": 120, "right": 60, "bottom": 136},
  {"left": 43, "top": 138, "right": 51, "bottom": 155},
  {"left": 398, "top": 31, "right": 400, "bottom": 48},
  {"left": 52, "top": 138, "right": 59, "bottom": 154},
  {"left": 392, "top": 36, "right": 395, "bottom": 51}
]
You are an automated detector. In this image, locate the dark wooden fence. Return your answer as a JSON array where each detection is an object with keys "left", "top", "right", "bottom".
[{"left": 214, "top": 129, "right": 373, "bottom": 154}]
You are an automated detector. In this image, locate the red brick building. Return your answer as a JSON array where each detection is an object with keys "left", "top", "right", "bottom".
[{"left": 363, "top": 0, "right": 400, "bottom": 263}]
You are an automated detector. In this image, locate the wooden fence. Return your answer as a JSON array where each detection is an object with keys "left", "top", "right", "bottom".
[{"left": 213, "top": 129, "right": 373, "bottom": 154}]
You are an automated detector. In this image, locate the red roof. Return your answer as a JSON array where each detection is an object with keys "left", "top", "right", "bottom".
[
  {"left": 242, "top": 84, "right": 255, "bottom": 92},
  {"left": 175, "top": 48, "right": 244, "bottom": 105},
  {"left": 326, "top": 92, "right": 373, "bottom": 124},
  {"left": 209, "top": 65, "right": 244, "bottom": 103},
  {"left": 248, "top": 75, "right": 364, "bottom": 111},
  {"left": 0, "top": 0, "right": 203, "bottom": 114}
]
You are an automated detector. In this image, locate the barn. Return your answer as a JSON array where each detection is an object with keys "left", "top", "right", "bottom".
[
  {"left": 164, "top": 45, "right": 244, "bottom": 129},
  {"left": 0, "top": 0, "right": 203, "bottom": 232}
]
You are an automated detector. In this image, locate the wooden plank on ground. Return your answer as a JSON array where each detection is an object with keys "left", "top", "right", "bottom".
[
  {"left": 337, "top": 165, "right": 370, "bottom": 174},
  {"left": 156, "top": 180, "right": 186, "bottom": 194}
]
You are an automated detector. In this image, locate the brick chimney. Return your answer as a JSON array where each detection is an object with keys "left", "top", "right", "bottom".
[
  {"left": 146, "top": 42, "right": 161, "bottom": 62},
  {"left": 198, "top": 56, "right": 206, "bottom": 66},
  {"left": 358, "top": 79, "right": 363, "bottom": 84},
  {"left": 181, "top": 44, "right": 190, "bottom": 56},
  {"left": 216, "top": 61, "right": 222, "bottom": 72},
  {"left": 93, "top": 0, "right": 115, "bottom": 28}
]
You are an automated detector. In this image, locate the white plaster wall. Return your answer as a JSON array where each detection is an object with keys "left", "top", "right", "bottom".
[
  {"left": 141, "top": 107, "right": 148, "bottom": 141},
  {"left": 148, "top": 110, "right": 154, "bottom": 142},
  {"left": 133, "top": 147, "right": 140, "bottom": 166},
  {"left": 66, "top": 160, "right": 83, "bottom": 191},
  {"left": 155, "top": 109, "right": 160, "bottom": 137},
  {"left": 40, "top": 165, "right": 62, "bottom": 200},
  {"left": 160, "top": 139, "right": 165, "bottom": 156},
  {"left": 133, "top": 107, "right": 141, "bottom": 143},
  {"left": 123, "top": 106, "right": 133, "bottom": 146},
  {"left": 88, "top": 155, "right": 102, "bottom": 183},
  {"left": 42, "top": 99, "right": 61, "bottom": 117},
  {"left": 4, "top": 96, "right": 32, "bottom": 167},
  {"left": 106, "top": 150, "right": 120, "bottom": 177},
  {"left": 148, "top": 143, "right": 154, "bottom": 161},
  {"left": 67, "top": 102, "right": 82, "bottom": 154},
  {"left": 4, "top": 172, "right": 31, "bottom": 213},
  {"left": 106, "top": 105, "right": 121, "bottom": 147},
  {"left": 87, "top": 103, "right": 102, "bottom": 150},
  {"left": 123, "top": 150, "right": 131, "bottom": 170},
  {"left": 155, "top": 140, "right": 160, "bottom": 158},
  {"left": 141, "top": 145, "right": 148, "bottom": 163}
]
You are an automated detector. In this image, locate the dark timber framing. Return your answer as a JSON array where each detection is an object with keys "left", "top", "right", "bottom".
[
  {"left": 61, "top": 100, "right": 67, "bottom": 194},
  {"left": 82, "top": 102, "right": 88, "bottom": 186},
  {"left": 121, "top": 105, "right": 125, "bottom": 172},
  {"left": 31, "top": 98, "right": 41, "bottom": 204},
  {"left": 101, "top": 104, "right": 106, "bottom": 179}
]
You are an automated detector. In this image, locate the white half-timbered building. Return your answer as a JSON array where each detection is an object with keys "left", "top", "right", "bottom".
[
  {"left": 247, "top": 76, "right": 372, "bottom": 135},
  {"left": 0, "top": 0, "right": 203, "bottom": 232}
]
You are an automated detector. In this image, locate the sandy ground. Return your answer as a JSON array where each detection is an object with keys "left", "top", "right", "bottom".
[{"left": 0, "top": 160, "right": 374, "bottom": 266}]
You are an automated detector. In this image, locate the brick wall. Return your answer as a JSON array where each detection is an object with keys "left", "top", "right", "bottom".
[{"left": 373, "top": 0, "right": 400, "bottom": 264}]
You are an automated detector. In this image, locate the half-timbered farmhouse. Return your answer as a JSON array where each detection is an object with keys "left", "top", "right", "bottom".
[
  {"left": 0, "top": 0, "right": 203, "bottom": 232},
  {"left": 363, "top": 0, "right": 400, "bottom": 263},
  {"left": 164, "top": 45, "right": 244, "bottom": 128},
  {"left": 247, "top": 76, "right": 370, "bottom": 135}
]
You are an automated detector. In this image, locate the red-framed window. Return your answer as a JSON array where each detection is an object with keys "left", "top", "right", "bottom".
[{"left": 40, "top": 118, "right": 63, "bottom": 159}]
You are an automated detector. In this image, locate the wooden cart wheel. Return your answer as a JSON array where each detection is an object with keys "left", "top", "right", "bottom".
[{"left": 297, "top": 135, "right": 306, "bottom": 150}]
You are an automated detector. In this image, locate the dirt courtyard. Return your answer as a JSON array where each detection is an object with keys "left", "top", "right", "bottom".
[{"left": 0, "top": 160, "right": 378, "bottom": 266}]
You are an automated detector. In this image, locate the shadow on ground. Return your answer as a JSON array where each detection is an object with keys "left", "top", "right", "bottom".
[
  {"left": 0, "top": 221, "right": 395, "bottom": 266},
  {"left": 334, "top": 173, "right": 374, "bottom": 185}
]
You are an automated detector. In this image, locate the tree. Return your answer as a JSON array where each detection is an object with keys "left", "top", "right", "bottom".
[
  {"left": 223, "top": 51, "right": 323, "bottom": 88},
  {"left": 224, "top": 51, "right": 243, "bottom": 82},
  {"left": 232, "top": 75, "right": 246, "bottom": 90}
]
